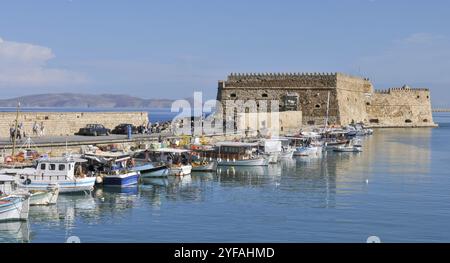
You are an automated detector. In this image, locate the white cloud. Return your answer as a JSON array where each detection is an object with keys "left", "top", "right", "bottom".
[{"left": 0, "top": 37, "right": 88, "bottom": 87}]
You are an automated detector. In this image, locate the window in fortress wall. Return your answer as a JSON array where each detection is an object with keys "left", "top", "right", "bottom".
[{"left": 405, "top": 119, "right": 412, "bottom": 123}]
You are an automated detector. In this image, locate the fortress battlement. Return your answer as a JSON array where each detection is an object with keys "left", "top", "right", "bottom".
[{"left": 375, "top": 86, "right": 430, "bottom": 94}]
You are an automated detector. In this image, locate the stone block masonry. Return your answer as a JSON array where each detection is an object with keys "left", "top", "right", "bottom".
[
  {"left": 0, "top": 112, "right": 149, "bottom": 138},
  {"left": 217, "top": 72, "right": 436, "bottom": 128}
]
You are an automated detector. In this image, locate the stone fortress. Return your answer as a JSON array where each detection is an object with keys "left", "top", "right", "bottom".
[{"left": 217, "top": 72, "right": 436, "bottom": 129}]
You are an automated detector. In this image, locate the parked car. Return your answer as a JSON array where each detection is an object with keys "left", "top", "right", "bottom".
[
  {"left": 111, "top": 123, "right": 138, "bottom": 135},
  {"left": 76, "top": 124, "right": 111, "bottom": 136}
]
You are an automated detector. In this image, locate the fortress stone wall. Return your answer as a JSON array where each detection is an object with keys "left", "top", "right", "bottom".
[
  {"left": 217, "top": 72, "right": 435, "bottom": 128},
  {"left": 0, "top": 112, "right": 149, "bottom": 138},
  {"left": 366, "top": 87, "right": 434, "bottom": 127}
]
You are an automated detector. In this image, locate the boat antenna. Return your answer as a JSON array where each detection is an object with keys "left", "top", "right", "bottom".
[{"left": 11, "top": 100, "right": 20, "bottom": 159}]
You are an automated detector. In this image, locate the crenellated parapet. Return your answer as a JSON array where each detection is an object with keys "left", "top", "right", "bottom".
[
  {"left": 225, "top": 72, "right": 339, "bottom": 88},
  {"left": 375, "top": 86, "right": 430, "bottom": 94}
]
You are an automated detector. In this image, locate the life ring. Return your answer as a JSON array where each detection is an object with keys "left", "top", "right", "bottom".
[{"left": 4, "top": 156, "right": 13, "bottom": 164}]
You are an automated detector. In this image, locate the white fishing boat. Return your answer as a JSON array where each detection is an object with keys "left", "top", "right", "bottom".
[
  {"left": 280, "top": 149, "right": 294, "bottom": 159},
  {"left": 189, "top": 145, "right": 218, "bottom": 172},
  {"left": 28, "top": 188, "right": 59, "bottom": 205},
  {"left": 0, "top": 175, "right": 58, "bottom": 206},
  {"left": 294, "top": 145, "right": 322, "bottom": 156},
  {"left": 13, "top": 156, "right": 96, "bottom": 193},
  {"left": 215, "top": 142, "right": 269, "bottom": 166},
  {"left": 148, "top": 148, "right": 192, "bottom": 176},
  {"left": 132, "top": 150, "right": 170, "bottom": 177},
  {"left": 268, "top": 137, "right": 295, "bottom": 159},
  {"left": 191, "top": 159, "right": 217, "bottom": 172},
  {"left": 0, "top": 196, "right": 30, "bottom": 222}
]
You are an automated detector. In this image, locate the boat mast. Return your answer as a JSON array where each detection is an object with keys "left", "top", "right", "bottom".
[
  {"left": 324, "top": 91, "right": 330, "bottom": 130},
  {"left": 11, "top": 100, "right": 20, "bottom": 158}
]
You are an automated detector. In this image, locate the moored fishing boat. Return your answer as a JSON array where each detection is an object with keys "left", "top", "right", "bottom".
[
  {"left": 190, "top": 145, "right": 218, "bottom": 172},
  {"left": 102, "top": 170, "right": 140, "bottom": 186},
  {"left": 0, "top": 175, "right": 58, "bottom": 206},
  {"left": 11, "top": 157, "right": 95, "bottom": 194},
  {"left": 215, "top": 142, "right": 269, "bottom": 166},
  {"left": 148, "top": 148, "right": 192, "bottom": 176},
  {"left": 131, "top": 151, "right": 169, "bottom": 177},
  {"left": 191, "top": 160, "right": 217, "bottom": 172},
  {"left": 0, "top": 195, "right": 30, "bottom": 222},
  {"left": 135, "top": 163, "right": 169, "bottom": 178},
  {"left": 84, "top": 152, "right": 140, "bottom": 186}
]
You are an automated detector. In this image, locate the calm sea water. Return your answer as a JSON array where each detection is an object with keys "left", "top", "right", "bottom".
[{"left": 1, "top": 113, "right": 450, "bottom": 243}]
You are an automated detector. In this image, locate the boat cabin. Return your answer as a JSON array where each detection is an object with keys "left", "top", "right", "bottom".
[
  {"left": 147, "top": 148, "right": 191, "bottom": 166},
  {"left": 215, "top": 142, "right": 261, "bottom": 160},
  {"left": 27, "top": 157, "right": 88, "bottom": 181},
  {"left": 0, "top": 175, "right": 16, "bottom": 196}
]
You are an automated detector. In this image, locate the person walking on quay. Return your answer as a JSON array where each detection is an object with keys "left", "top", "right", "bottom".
[
  {"left": 32, "top": 121, "right": 40, "bottom": 136},
  {"left": 147, "top": 121, "right": 152, "bottom": 135},
  {"left": 40, "top": 122, "right": 45, "bottom": 136},
  {"left": 9, "top": 125, "right": 15, "bottom": 142}
]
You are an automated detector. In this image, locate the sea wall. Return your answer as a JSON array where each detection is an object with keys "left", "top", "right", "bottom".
[
  {"left": 366, "top": 87, "right": 436, "bottom": 127},
  {"left": 0, "top": 112, "right": 149, "bottom": 137}
]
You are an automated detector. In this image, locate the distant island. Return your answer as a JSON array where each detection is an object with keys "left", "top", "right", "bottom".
[{"left": 0, "top": 93, "right": 184, "bottom": 108}]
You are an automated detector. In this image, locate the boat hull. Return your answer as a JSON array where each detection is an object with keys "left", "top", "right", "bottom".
[
  {"left": 29, "top": 189, "right": 59, "bottom": 205},
  {"left": 280, "top": 150, "right": 294, "bottom": 159},
  {"left": 102, "top": 171, "right": 140, "bottom": 186},
  {"left": 191, "top": 161, "right": 217, "bottom": 172},
  {"left": 169, "top": 165, "right": 192, "bottom": 176},
  {"left": 0, "top": 196, "right": 30, "bottom": 222},
  {"left": 138, "top": 165, "right": 169, "bottom": 178},
  {"left": 294, "top": 146, "right": 322, "bottom": 156},
  {"left": 18, "top": 177, "right": 96, "bottom": 193}
]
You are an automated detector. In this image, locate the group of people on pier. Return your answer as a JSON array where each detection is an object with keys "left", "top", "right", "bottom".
[{"left": 9, "top": 121, "right": 45, "bottom": 142}]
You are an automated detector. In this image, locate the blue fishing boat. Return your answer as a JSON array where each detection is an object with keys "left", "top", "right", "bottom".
[
  {"left": 102, "top": 171, "right": 140, "bottom": 186},
  {"left": 84, "top": 152, "right": 140, "bottom": 186}
]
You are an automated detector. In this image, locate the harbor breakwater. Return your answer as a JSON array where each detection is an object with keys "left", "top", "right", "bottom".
[{"left": 0, "top": 111, "right": 149, "bottom": 137}]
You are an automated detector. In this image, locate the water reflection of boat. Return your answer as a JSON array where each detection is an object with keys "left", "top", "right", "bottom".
[
  {"left": 28, "top": 204, "right": 60, "bottom": 223},
  {"left": 100, "top": 185, "right": 139, "bottom": 195},
  {"left": 142, "top": 174, "right": 192, "bottom": 188},
  {"left": 141, "top": 177, "right": 169, "bottom": 187},
  {"left": 191, "top": 172, "right": 214, "bottom": 182},
  {"left": 0, "top": 221, "right": 30, "bottom": 243},
  {"left": 217, "top": 165, "right": 267, "bottom": 177}
]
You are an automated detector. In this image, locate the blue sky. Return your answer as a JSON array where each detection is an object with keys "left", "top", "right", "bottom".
[{"left": 0, "top": 0, "right": 449, "bottom": 106}]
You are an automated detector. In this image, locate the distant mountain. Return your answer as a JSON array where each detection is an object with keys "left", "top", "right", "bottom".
[{"left": 0, "top": 93, "right": 188, "bottom": 108}]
